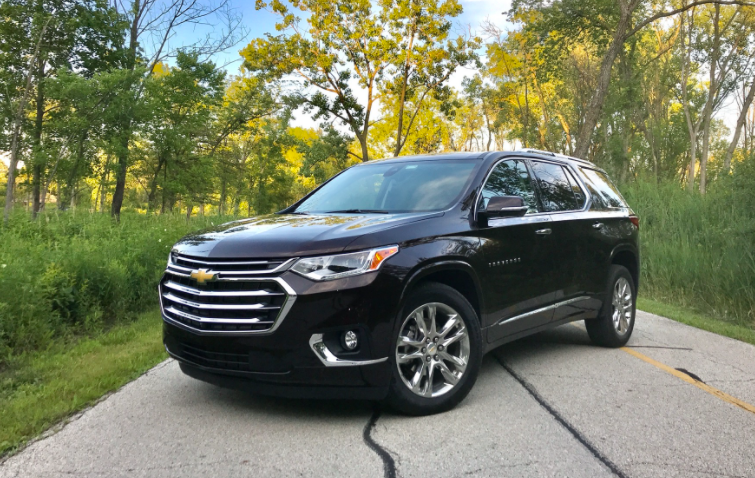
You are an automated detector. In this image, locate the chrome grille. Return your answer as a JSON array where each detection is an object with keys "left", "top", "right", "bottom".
[
  {"left": 160, "top": 254, "right": 296, "bottom": 335},
  {"left": 168, "top": 252, "right": 294, "bottom": 275}
]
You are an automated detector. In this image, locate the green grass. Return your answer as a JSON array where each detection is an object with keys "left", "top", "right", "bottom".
[
  {"left": 0, "top": 210, "right": 237, "bottom": 364},
  {"left": 638, "top": 297, "right": 755, "bottom": 347},
  {"left": 0, "top": 309, "right": 165, "bottom": 458},
  {"left": 622, "top": 177, "right": 755, "bottom": 328}
]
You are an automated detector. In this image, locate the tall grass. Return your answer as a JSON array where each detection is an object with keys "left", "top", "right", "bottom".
[
  {"left": 0, "top": 211, "right": 236, "bottom": 364},
  {"left": 622, "top": 177, "right": 755, "bottom": 327}
]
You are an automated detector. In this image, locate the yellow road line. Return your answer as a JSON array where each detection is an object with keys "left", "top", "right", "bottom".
[
  {"left": 620, "top": 346, "right": 755, "bottom": 415},
  {"left": 568, "top": 322, "right": 755, "bottom": 415}
]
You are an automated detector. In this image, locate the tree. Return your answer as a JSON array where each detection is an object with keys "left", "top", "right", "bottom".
[
  {"left": 383, "top": 0, "right": 479, "bottom": 156},
  {"left": 2, "top": 12, "right": 52, "bottom": 222},
  {"left": 108, "top": 0, "right": 245, "bottom": 220},
  {"left": 511, "top": 0, "right": 755, "bottom": 160},
  {"left": 242, "top": 0, "right": 477, "bottom": 162}
]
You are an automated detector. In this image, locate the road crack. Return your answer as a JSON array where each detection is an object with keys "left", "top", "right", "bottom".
[
  {"left": 495, "top": 355, "right": 629, "bottom": 478},
  {"left": 363, "top": 406, "right": 397, "bottom": 478}
]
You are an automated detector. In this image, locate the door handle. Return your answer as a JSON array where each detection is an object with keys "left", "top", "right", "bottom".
[
  {"left": 535, "top": 228, "right": 552, "bottom": 235},
  {"left": 592, "top": 222, "right": 604, "bottom": 229}
]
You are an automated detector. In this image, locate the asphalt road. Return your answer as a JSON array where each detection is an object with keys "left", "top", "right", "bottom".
[{"left": 2, "top": 310, "right": 755, "bottom": 478}]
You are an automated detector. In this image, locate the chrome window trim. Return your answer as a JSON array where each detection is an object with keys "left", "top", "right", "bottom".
[
  {"left": 474, "top": 156, "right": 539, "bottom": 223},
  {"left": 308, "top": 334, "right": 388, "bottom": 367},
  {"left": 159, "top": 276, "right": 297, "bottom": 336},
  {"left": 474, "top": 155, "right": 595, "bottom": 223},
  {"left": 526, "top": 159, "right": 593, "bottom": 215}
]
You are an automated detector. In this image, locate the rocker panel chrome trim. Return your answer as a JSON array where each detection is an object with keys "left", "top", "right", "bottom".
[{"left": 496, "top": 296, "right": 591, "bottom": 327}]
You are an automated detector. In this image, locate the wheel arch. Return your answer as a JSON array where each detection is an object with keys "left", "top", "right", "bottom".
[
  {"left": 610, "top": 246, "right": 640, "bottom": 292},
  {"left": 400, "top": 261, "right": 484, "bottom": 323}
]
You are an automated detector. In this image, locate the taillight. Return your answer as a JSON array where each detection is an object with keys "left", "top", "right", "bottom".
[{"left": 629, "top": 216, "right": 640, "bottom": 230}]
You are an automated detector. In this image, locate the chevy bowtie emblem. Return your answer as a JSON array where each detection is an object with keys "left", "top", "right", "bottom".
[{"left": 190, "top": 269, "right": 217, "bottom": 285}]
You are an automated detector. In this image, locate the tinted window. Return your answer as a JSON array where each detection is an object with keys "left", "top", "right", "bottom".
[
  {"left": 295, "top": 160, "right": 479, "bottom": 213},
  {"left": 564, "top": 167, "right": 587, "bottom": 208},
  {"left": 580, "top": 168, "right": 627, "bottom": 210},
  {"left": 479, "top": 159, "right": 538, "bottom": 214},
  {"left": 530, "top": 161, "right": 579, "bottom": 212}
]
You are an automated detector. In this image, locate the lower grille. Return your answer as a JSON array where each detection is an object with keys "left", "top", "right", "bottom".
[
  {"left": 182, "top": 344, "right": 253, "bottom": 371},
  {"left": 174, "top": 343, "right": 289, "bottom": 373},
  {"left": 160, "top": 256, "right": 296, "bottom": 335}
]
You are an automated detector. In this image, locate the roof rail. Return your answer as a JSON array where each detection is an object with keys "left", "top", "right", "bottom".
[
  {"left": 517, "top": 148, "right": 556, "bottom": 157},
  {"left": 516, "top": 148, "right": 593, "bottom": 165}
]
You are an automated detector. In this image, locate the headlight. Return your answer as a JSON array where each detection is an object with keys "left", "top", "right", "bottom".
[{"left": 291, "top": 245, "right": 399, "bottom": 281}]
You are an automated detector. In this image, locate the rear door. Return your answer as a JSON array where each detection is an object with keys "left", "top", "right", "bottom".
[
  {"left": 529, "top": 160, "right": 597, "bottom": 322},
  {"left": 574, "top": 167, "right": 634, "bottom": 298},
  {"left": 476, "top": 158, "right": 556, "bottom": 342}
]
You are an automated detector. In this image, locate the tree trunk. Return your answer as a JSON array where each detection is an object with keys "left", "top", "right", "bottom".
[
  {"left": 393, "top": 20, "right": 417, "bottom": 157},
  {"left": 3, "top": 17, "right": 51, "bottom": 223},
  {"left": 219, "top": 178, "right": 226, "bottom": 215},
  {"left": 699, "top": 4, "right": 720, "bottom": 195},
  {"left": 32, "top": 55, "right": 45, "bottom": 218},
  {"left": 573, "top": 4, "right": 634, "bottom": 159},
  {"left": 110, "top": 129, "right": 131, "bottom": 219},
  {"left": 723, "top": 80, "right": 755, "bottom": 173},
  {"left": 357, "top": 133, "right": 369, "bottom": 162},
  {"left": 61, "top": 132, "right": 86, "bottom": 210},
  {"left": 110, "top": 1, "right": 140, "bottom": 220},
  {"left": 147, "top": 155, "right": 166, "bottom": 211},
  {"left": 99, "top": 154, "right": 111, "bottom": 212},
  {"left": 680, "top": 10, "right": 699, "bottom": 192}
]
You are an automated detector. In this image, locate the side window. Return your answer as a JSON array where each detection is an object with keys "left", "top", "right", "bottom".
[
  {"left": 564, "top": 167, "right": 587, "bottom": 209},
  {"left": 579, "top": 168, "right": 627, "bottom": 210},
  {"left": 479, "top": 159, "right": 538, "bottom": 214},
  {"left": 530, "top": 161, "right": 579, "bottom": 212}
]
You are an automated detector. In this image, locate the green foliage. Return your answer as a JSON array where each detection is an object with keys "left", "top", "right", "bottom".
[
  {"left": 622, "top": 176, "right": 755, "bottom": 326},
  {"left": 0, "top": 310, "right": 165, "bottom": 457},
  {"left": 0, "top": 211, "right": 236, "bottom": 363}
]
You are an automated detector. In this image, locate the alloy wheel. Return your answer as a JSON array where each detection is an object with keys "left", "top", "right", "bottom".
[
  {"left": 395, "top": 302, "right": 470, "bottom": 398},
  {"left": 612, "top": 277, "right": 633, "bottom": 334}
]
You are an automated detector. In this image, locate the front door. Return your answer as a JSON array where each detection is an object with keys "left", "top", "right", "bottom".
[{"left": 476, "top": 158, "right": 556, "bottom": 343}]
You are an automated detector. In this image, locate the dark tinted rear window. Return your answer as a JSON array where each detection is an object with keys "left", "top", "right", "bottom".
[
  {"left": 530, "top": 161, "right": 579, "bottom": 212},
  {"left": 579, "top": 168, "right": 627, "bottom": 210}
]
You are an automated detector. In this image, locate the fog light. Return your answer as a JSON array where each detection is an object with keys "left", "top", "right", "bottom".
[{"left": 342, "top": 330, "right": 359, "bottom": 350}]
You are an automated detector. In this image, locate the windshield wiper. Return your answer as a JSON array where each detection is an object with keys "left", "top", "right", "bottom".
[
  {"left": 286, "top": 211, "right": 310, "bottom": 215},
  {"left": 325, "top": 209, "right": 390, "bottom": 214}
]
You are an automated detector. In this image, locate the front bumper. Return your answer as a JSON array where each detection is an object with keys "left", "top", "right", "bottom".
[{"left": 162, "top": 269, "right": 403, "bottom": 400}]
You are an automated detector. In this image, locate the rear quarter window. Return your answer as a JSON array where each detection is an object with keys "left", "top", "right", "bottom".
[{"left": 579, "top": 168, "right": 628, "bottom": 210}]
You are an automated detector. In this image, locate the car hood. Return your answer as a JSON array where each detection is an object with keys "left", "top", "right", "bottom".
[{"left": 172, "top": 212, "right": 442, "bottom": 259}]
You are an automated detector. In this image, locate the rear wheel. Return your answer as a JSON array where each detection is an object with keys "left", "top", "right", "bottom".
[
  {"left": 386, "top": 283, "right": 482, "bottom": 415},
  {"left": 585, "top": 265, "right": 636, "bottom": 347}
]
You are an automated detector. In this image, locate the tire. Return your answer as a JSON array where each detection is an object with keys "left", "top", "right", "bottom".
[
  {"left": 386, "top": 282, "right": 483, "bottom": 416},
  {"left": 585, "top": 265, "right": 636, "bottom": 348}
]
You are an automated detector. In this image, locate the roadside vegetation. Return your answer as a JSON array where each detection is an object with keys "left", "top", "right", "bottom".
[
  {"left": 623, "top": 168, "right": 755, "bottom": 329},
  {"left": 0, "top": 310, "right": 163, "bottom": 457},
  {"left": 0, "top": 211, "right": 235, "bottom": 362}
]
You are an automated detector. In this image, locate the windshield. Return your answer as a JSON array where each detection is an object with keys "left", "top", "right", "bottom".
[{"left": 293, "top": 160, "right": 480, "bottom": 214}]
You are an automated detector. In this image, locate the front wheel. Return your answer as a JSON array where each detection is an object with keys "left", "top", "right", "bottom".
[
  {"left": 386, "top": 282, "right": 482, "bottom": 416},
  {"left": 585, "top": 265, "right": 636, "bottom": 347}
]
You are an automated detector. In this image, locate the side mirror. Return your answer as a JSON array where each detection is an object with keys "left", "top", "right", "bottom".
[{"left": 479, "top": 196, "right": 528, "bottom": 225}]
